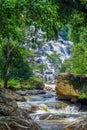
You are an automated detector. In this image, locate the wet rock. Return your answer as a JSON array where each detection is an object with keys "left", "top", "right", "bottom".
[
  {"left": 2, "top": 88, "right": 26, "bottom": 102},
  {"left": 79, "top": 104, "right": 87, "bottom": 112},
  {"left": 44, "top": 86, "right": 53, "bottom": 91},
  {"left": 17, "top": 102, "right": 38, "bottom": 113},
  {"left": 30, "top": 106, "right": 37, "bottom": 112},
  {"left": 16, "top": 108, "right": 33, "bottom": 119},
  {"left": 45, "top": 115, "right": 62, "bottom": 120},
  {"left": 0, "top": 87, "right": 18, "bottom": 116},
  {"left": 39, "top": 113, "right": 63, "bottom": 120},
  {"left": 78, "top": 98, "right": 87, "bottom": 106},
  {"left": 63, "top": 117, "right": 87, "bottom": 130},
  {"left": 28, "top": 90, "right": 46, "bottom": 95},
  {"left": 55, "top": 73, "right": 80, "bottom": 102},
  {"left": 43, "top": 93, "right": 53, "bottom": 98},
  {"left": 16, "top": 90, "right": 27, "bottom": 96},
  {"left": 45, "top": 83, "right": 56, "bottom": 91},
  {"left": 39, "top": 113, "right": 51, "bottom": 120},
  {"left": 0, "top": 87, "right": 39, "bottom": 130},
  {"left": 55, "top": 102, "right": 68, "bottom": 109},
  {"left": 39, "top": 104, "right": 49, "bottom": 112},
  {"left": 29, "top": 95, "right": 43, "bottom": 101},
  {"left": 0, "top": 116, "right": 39, "bottom": 130}
]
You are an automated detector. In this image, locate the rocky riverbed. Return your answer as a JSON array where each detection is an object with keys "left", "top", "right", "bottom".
[
  {"left": 0, "top": 75, "right": 87, "bottom": 130},
  {"left": 16, "top": 83, "right": 87, "bottom": 130},
  {"left": 0, "top": 87, "right": 39, "bottom": 130}
]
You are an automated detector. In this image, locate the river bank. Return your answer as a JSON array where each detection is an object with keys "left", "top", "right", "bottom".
[
  {"left": 0, "top": 79, "right": 87, "bottom": 130},
  {"left": 17, "top": 83, "right": 87, "bottom": 130}
]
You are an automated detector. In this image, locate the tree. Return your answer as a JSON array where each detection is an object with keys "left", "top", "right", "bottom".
[
  {"left": 0, "top": 0, "right": 27, "bottom": 88},
  {"left": 61, "top": 43, "right": 87, "bottom": 74},
  {"left": 0, "top": 0, "right": 87, "bottom": 88},
  {"left": 25, "top": 0, "right": 62, "bottom": 39},
  {"left": 47, "top": 51, "right": 62, "bottom": 75},
  {"left": 56, "top": 0, "right": 87, "bottom": 14},
  {"left": 0, "top": 39, "right": 33, "bottom": 88},
  {"left": 37, "top": 63, "right": 48, "bottom": 74},
  {"left": 0, "top": 0, "right": 62, "bottom": 88}
]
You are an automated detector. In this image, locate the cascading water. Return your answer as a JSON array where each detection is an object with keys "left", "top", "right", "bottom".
[
  {"left": 24, "top": 25, "right": 73, "bottom": 82},
  {"left": 17, "top": 83, "right": 87, "bottom": 130}
]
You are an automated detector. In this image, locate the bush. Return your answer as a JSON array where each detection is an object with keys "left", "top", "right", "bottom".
[
  {"left": 8, "top": 79, "right": 20, "bottom": 89},
  {"left": 24, "top": 84, "right": 36, "bottom": 90},
  {"left": 0, "top": 79, "right": 4, "bottom": 87},
  {"left": 7, "top": 76, "right": 44, "bottom": 90},
  {"left": 29, "top": 76, "right": 45, "bottom": 90},
  {"left": 79, "top": 93, "right": 87, "bottom": 99},
  {"left": 29, "top": 76, "right": 44, "bottom": 83}
]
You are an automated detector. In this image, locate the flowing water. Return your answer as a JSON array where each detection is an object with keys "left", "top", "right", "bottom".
[
  {"left": 17, "top": 84, "right": 87, "bottom": 130},
  {"left": 25, "top": 26, "right": 73, "bottom": 82}
]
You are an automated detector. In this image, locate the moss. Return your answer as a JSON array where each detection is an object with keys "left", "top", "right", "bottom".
[
  {"left": 58, "top": 73, "right": 87, "bottom": 94},
  {"left": 66, "top": 74, "right": 87, "bottom": 91},
  {"left": 79, "top": 93, "right": 87, "bottom": 99}
]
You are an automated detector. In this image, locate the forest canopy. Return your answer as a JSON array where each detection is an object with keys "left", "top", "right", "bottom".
[{"left": 0, "top": 0, "right": 87, "bottom": 87}]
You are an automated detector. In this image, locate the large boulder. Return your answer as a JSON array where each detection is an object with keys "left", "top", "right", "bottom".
[
  {"left": 0, "top": 87, "right": 39, "bottom": 130},
  {"left": 7, "top": 89, "right": 26, "bottom": 101},
  {"left": 0, "top": 87, "right": 18, "bottom": 116},
  {"left": 55, "top": 73, "right": 81, "bottom": 102}
]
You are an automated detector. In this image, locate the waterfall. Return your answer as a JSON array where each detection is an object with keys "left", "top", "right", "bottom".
[{"left": 25, "top": 26, "right": 73, "bottom": 82}]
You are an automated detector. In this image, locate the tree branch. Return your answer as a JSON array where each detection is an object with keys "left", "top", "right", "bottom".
[{"left": 57, "top": 0, "right": 87, "bottom": 14}]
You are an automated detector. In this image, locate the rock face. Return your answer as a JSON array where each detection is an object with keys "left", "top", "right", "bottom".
[
  {"left": 55, "top": 73, "right": 82, "bottom": 102},
  {"left": 8, "top": 89, "right": 26, "bottom": 101},
  {"left": 0, "top": 87, "right": 26, "bottom": 102},
  {"left": 0, "top": 87, "right": 18, "bottom": 116},
  {"left": 63, "top": 118, "right": 87, "bottom": 130},
  {"left": 0, "top": 87, "right": 39, "bottom": 130},
  {"left": 0, "top": 116, "right": 39, "bottom": 130}
]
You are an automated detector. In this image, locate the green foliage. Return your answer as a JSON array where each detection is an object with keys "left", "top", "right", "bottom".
[
  {"left": 68, "top": 10, "right": 87, "bottom": 43},
  {"left": 61, "top": 43, "right": 87, "bottom": 74},
  {"left": 23, "top": 84, "right": 36, "bottom": 90},
  {"left": 79, "top": 93, "right": 87, "bottom": 99},
  {"left": 0, "top": 79, "right": 4, "bottom": 87},
  {"left": 10, "top": 51, "right": 33, "bottom": 80},
  {"left": 37, "top": 63, "right": 47, "bottom": 74},
  {"left": 48, "top": 51, "right": 62, "bottom": 75},
  {"left": 29, "top": 76, "right": 44, "bottom": 84},
  {"left": 0, "top": 39, "right": 33, "bottom": 88},
  {"left": 8, "top": 78, "right": 36, "bottom": 90},
  {"left": 8, "top": 79, "right": 20, "bottom": 89},
  {"left": 1, "top": 0, "right": 87, "bottom": 88},
  {"left": 26, "top": 0, "right": 62, "bottom": 39},
  {"left": 59, "top": 26, "right": 69, "bottom": 40},
  {"left": 0, "top": 0, "right": 26, "bottom": 40}
]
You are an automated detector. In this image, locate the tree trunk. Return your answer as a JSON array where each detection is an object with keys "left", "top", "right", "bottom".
[
  {"left": 4, "top": 76, "right": 8, "bottom": 88},
  {"left": 3, "top": 64, "right": 10, "bottom": 88},
  {"left": 3, "top": 43, "right": 12, "bottom": 88}
]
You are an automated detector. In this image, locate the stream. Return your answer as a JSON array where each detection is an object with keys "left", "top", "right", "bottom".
[{"left": 17, "top": 84, "right": 87, "bottom": 130}]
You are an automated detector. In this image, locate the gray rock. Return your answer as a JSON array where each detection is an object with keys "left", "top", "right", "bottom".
[
  {"left": 0, "top": 87, "right": 18, "bottom": 116},
  {"left": 16, "top": 90, "right": 27, "bottom": 96},
  {"left": 0, "top": 116, "right": 39, "bottom": 130},
  {"left": 28, "top": 90, "right": 46, "bottom": 95},
  {"left": 63, "top": 117, "right": 87, "bottom": 130},
  {"left": 0, "top": 87, "right": 39, "bottom": 130}
]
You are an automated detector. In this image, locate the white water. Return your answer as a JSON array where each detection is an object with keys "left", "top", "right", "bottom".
[
  {"left": 17, "top": 84, "right": 87, "bottom": 119},
  {"left": 25, "top": 26, "right": 73, "bottom": 82},
  {"left": 17, "top": 83, "right": 87, "bottom": 130}
]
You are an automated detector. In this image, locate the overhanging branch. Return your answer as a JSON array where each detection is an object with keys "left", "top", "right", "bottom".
[{"left": 57, "top": 0, "right": 87, "bottom": 14}]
